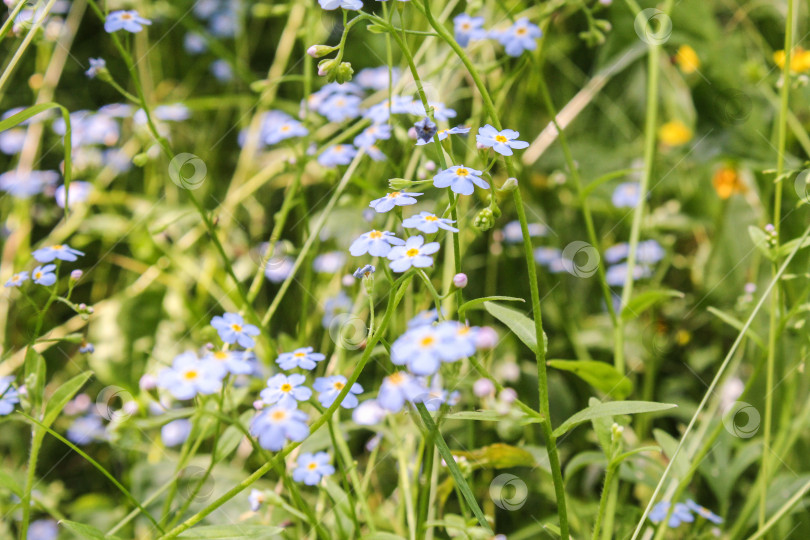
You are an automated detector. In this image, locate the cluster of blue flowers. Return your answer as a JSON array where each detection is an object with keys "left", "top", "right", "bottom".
[
  {"left": 649, "top": 499, "right": 723, "bottom": 529},
  {"left": 156, "top": 313, "right": 259, "bottom": 400},
  {"left": 4, "top": 242, "right": 88, "bottom": 331},
  {"left": 349, "top": 309, "right": 492, "bottom": 426},
  {"left": 0, "top": 99, "right": 180, "bottom": 202},
  {"left": 315, "top": 2, "right": 541, "bottom": 57},
  {"left": 453, "top": 14, "right": 543, "bottom": 57}
]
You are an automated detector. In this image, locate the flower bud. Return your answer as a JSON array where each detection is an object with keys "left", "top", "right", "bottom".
[
  {"left": 70, "top": 269, "right": 83, "bottom": 281},
  {"left": 474, "top": 207, "right": 495, "bottom": 231},
  {"left": 500, "top": 177, "right": 519, "bottom": 192},
  {"left": 307, "top": 44, "right": 335, "bottom": 58},
  {"left": 132, "top": 152, "right": 149, "bottom": 167},
  {"left": 388, "top": 178, "right": 415, "bottom": 190},
  {"left": 453, "top": 273, "right": 468, "bottom": 289},
  {"left": 139, "top": 374, "right": 157, "bottom": 391},
  {"left": 476, "top": 326, "right": 498, "bottom": 349},
  {"left": 335, "top": 62, "right": 354, "bottom": 84},
  {"left": 499, "top": 387, "right": 517, "bottom": 404},
  {"left": 253, "top": 399, "right": 265, "bottom": 410},
  {"left": 473, "top": 378, "right": 495, "bottom": 397},
  {"left": 317, "top": 58, "right": 337, "bottom": 78}
]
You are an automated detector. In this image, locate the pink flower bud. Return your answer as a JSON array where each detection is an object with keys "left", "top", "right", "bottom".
[
  {"left": 139, "top": 374, "right": 157, "bottom": 391},
  {"left": 424, "top": 160, "right": 436, "bottom": 172},
  {"left": 453, "top": 273, "right": 468, "bottom": 289},
  {"left": 476, "top": 326, "right": 498, "bottom": 349},
  {"left": 70, "top": 269, "right": 83, "bottom": 280},
  {"left": 407, "top": 127, "right": 418, "bottom": 140},
  {"left": 499, "top": 387, "right": 518, "bottom": 404},
  {"left": 473, "top": 378, "right": 495, "bottom": 397}
]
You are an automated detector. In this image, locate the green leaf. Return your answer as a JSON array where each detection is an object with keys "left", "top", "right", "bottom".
[
  {"left": 24, "top": 348, "right": 46, "bottom": 411},
  {"left": 778, "top": 235, "right": 810, "bottom": 257},
  {"left": 59, "top": 520, "right": 123, "bottom": 540},
  {"left": 444, "top": 410, "right": 541, "bottom": 424},
  {"left": 43, "top": 371, "right": 93, "bottom": 429},
  {"left": 707, "top": 307, "right": 765, "bottom": 350},
  {"left": 0, "top": 469, "right": 23, "bottom": 498},
  {"left": 591, "top": 409, "right": 614, "bottom": 457},
  {"left": 458, "top": 296, "right": 524, "bottom": 315},
  {"left": 213, "top": 410, "right": 253, "bottom": 461},
  {"left": 360, "top": 534, "right": 408, "bottom": 540},
  {"left": 611, "top": 445, "right": 662, "bottom": 465},
  {"left": 620, "top": 289, "right": 684, "bottom": 321},
  {"left": 484, "top": 301, "right": 546, "bottom": 354},
  {"left": 552, "top": 401, "right": 677, "bottom": 438},
  {"left": 563, "top": 451, "right": 607, "bottom": 485},
  {"left": 414, "top": 402, "right": 493, "bottom": 534},
  {"left": 452, "top": 443, "right": 537, "bottom": 469},
  {"left": 177, "top": 525, "right": 284, "bottom": 539},
  {"left": 653, "top": 429, "right": 689, "bottom": 479},
  {"left": 748, "top": 225, "right": 774, "bottom": 260},
  {"left": 547, "top": 360, "right": 633, "bottom": 399}
]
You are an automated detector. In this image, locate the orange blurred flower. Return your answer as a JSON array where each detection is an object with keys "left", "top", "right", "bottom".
[{"left": 712, "top": 166, "right": 745, "bottom": 199}]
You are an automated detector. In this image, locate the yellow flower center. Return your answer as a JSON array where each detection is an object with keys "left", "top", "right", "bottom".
[
  {"left": 231, "top": 323, "right": 243, "bottom": 332},
  {"left": 456, "top": 168, "right": 469, "bottom": 176},
  {"left": 308, "top": 462, "right": 318, "bottom": 470},
  {"left": 183, "top": 370, "right": 198, "bottom": 380},
  {"left": 388, "top": 372, "right": 404, "bottom": 385},
  {"left": 34, "top": 272, "right": 42, "bottom": 279},
  {"left": 516, "top": 27, "right": 527, "bottom": 36},
  {"left": 280, "top": 383, "right": 293, "bottom": 392},
  {"left": 368, "top": 231, "right": 383, "bottom": 239},
  {"left": 406, "top": 248, "right": 420, "bottom": 257},
  {"left": 51, "top": 244, "right": 64, "bottom": 250},
  {"left": 281, "top": 125, "right": 290, "bottom": 132},
  {"left": 387, "top": 191, "right": 401, "bottom": 198},
  {"left": 271, "top": 410, "right": 287, "bottom": 421},
  {"left": 461, "top": 23, "right": 470, "bottom": 30},
  {"left": 121, "top": 13, "right": 133, "bottom": 20},
  {"left": 425, "top": 215, "right": 438, "bottom": 222},
  {"left": 294, "top": 351, "right": 305, "bottom": 357},
  {"left": 494, "top": 135, "right": 508, "bottom": 143},
  {"left": 419, "top": 336, "right": 435, "bottom": 347},
  {"left": 214, "top": 351, "right": 228, "bottom": 360},
  {"left": 333, "top": 381, "right": 345, "bottom": 390}
]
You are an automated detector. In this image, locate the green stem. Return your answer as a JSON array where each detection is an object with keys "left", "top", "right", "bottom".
[
  {"left": 760, "top": 0, "right": 794, "bottom": 527},
  {"left": 592, "top": 463, "right": 617, "bottom": 540},
  {"left": 414, "top": 3, "right": 569, "bottom": 535},
  {"left": 615, "top": 0, "right": 674, "bottom": 375}
]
